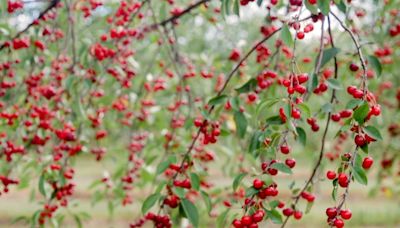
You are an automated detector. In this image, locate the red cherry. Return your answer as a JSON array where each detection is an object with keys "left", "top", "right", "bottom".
[
  {"left": 331, "top": 113, "right": 341, "bottom": 122},
  {"left": 252, "top": 210, "right": 264, "bottom": 222},
  {"left": 283, "top": 208, "right": 294, "bottom": 217},
  {"left": 354, "top": 135, "right": 366, "bottom": 147},
  {"left": 326, "top": 207, "right": 338, "bottom": 218},
  {"left": 241, "top": 215, "right": 252, "bottom": 225},
  {"left": 333, "top": 218, "right": 345, "bottom": 228},
  {"left": 253, "top": 178, "right": 264, "bottom": 189},
  {"left": 339, "top": 109, "right": 353, "bottom": 118},
  {"left": 232, "top": 219, "right": 242, "bottom": 228},
  {"left": 326, "top": 170, "right": 337, "bottom": 180},
  {"left": 280, "top": 145, "right": 290, "bottom": 154},
  {"left": 308, "top": 0, "right": 317, "bottom": 4},
  {"left": 347, "top": 86, "right": 357, "bottom": 95},
  {"left": 294, "top": 211, "right": 303, "bottom": 220},
  {"left": 362, "top": 156, "right": 374, "bottom": 169},
  {"left": 285, "top": 158, "right": 296, "bottom": 168},
  {"left": 349, "top": 63, "right": 359, "bottom": 72},
  {"left": 340, "top": 209, "right": 352, "bottom": 220},
  {"left": 338, "top": 173, "right": 349, "bottom": 188},
  {"left": 297, "top": 31, "right": 305, "bottom": 39},
  {"left": 297, "top": 73, "right": 309, "bottom": 84}
]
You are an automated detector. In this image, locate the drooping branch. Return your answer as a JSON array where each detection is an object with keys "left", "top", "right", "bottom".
[
  {"left": 0, "top": 0, "right": 61, "bottom": 52},
  {"left": 330, "top": 12, "right": 368, "bottom": 97},
  {"left": 149, "top": 0, "right": 211, "bottom": 29}
]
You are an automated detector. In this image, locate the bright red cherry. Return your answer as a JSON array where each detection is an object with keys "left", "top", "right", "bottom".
[
  {"left": 326, "top": 207, "right": 338, "bottom": 218},
  {"left": 253, "top": 178, "right": 264, "bottom": 189},
  {"left": 232, "top": 219, "right": 242, "bottom": 228},
  {"left": 280, "top": 145, "right": 290, "bottom": 154},
  {"left": 338, "top": 173, "right": 349, "bottom": 188},
  {"left": 326, "top": 170, "right": 337, "bottom": 180},
  {"left": 331, "top": 113, "right": 341, "bottom": 122},
  {"left": 283, "top": 208, "right": 294, "bottom": 216},
  {"left": 241, "top": 215, "right": 252, "bottom": 225},
  {"left": 333, "top": 218, "right": 345, "bottom": 228},
  {"left": 362, "top": 156, "right": 374, "bottom": 169},
  {"left": 354, "top": 135, "right": 366, "bottom": 147},
  {"left": 285, "top": 158, "right": 296, "bottom": 168},
  {"left": 294, "top": 211, "right": 303, "bottom": 220},
  {"left": 340, "top": 209, "right": 352, "bottom": 220},
  {"left": 349, "top": 63, "right": 359, "bottom": 72}
]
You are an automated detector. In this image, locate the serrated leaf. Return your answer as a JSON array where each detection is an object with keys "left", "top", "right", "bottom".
[
  {"left": 38, "top": 174, "right": 46, "bottom": 197},
  {"left": 318, "top": 0, "right": 331, "bottom": 15},
  {"left": 208, "top": 94, "right": 228, "bottom": 106},
  {"left": 235, "top": 78, "right": 257, "bottom": 94},
  {"left": 346, "top": 99, "right": 363, "bottom": 109},
  {"left": 230, "top": 97, "right": 240, "bottom": 111},
  {"left": 249, "top": 130, "right": 262, "bottom": 155},
  {"left": 367, "top": 55, "right": 382, "bottom": 77},
  {"left": 266, "top": 209, "right": 283, "bottom": 224},
  {"left": 363, "top": 126, "right": 383, "bottom": 140},
  {"left": 296, "top": 127, "right": 306, "bottom": 146},
  {"left": 233, "top": 0, "right": 240, "bottom": 16},
  {"left": 281, "top": 24, "right": 293, "bottom": 47},
  {"left": 326, "top": 78, "right": 343, "bottom": 90},
  {"left": 232, "top": 173, "right": 247, "bottom": 191},
  {"left": 305, "top": 0, "right": 319, "bottom": 14},
  {"left": 141, "top": 193, "right": 160, "bottom": 214},
  {"left": 245, "top": 186, "right": 259, "bottom": 197},
  {"left": 297, "top": 103, "right": 311, "bottom": 118},
  {"left": 353, "top": 102, "right": 369, "bottom": 124},
  {"left": 266, "top": 115, "right": 284, "bottom": 125},
  {"left": 353, "top": 164, "right": 368, "bottom": 185},
  {"left": 181, "top": 199, "right": 199, "bottom": 227},
  {"left": 318, "top": 48, "right": 340, "bottom": 69},
  {"left": 234, "top": 111, "right": 247, "bottom": 138},
  {"left": 201, "top": 191, "right": 212, "bottom": 214},
  {"left": 335, "top": 0, "right": 347, "bottom": 13},
  {"left": 270, "top": 163, "right": 293, "bottom": 174},
  {"left": 190, "top": 173, "right": 200, "bottom": 191}
]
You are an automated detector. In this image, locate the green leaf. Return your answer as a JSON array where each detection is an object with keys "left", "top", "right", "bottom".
[
  {"left": 235, "top": 78, "right": 257, "bottom": 94},
  {"left": 296, "top": 127, "right": 306, "bottom": 146},
  {"left": 318, "top": 48, "right": 340, "bottom": 69},
  {"left": 353, "top": 102, "right": 369, "bottom": 124},
  {"left": 156, "top": 155, "right": 176, "bottom": 174},
  {"left": 38, "top": 174, "right": 47, "bottom": 197},
  {"left": 305, "top": 0, "right": 319, "bottom": 14},
  {"left": 181, "top": 199, "right": 199, "bottom": 227},
  {"left": 363, "top": 126, "right": 383, "bottom": 140},
  {"left": 256, "top": 98, "right": 280, "bottom": 117},
  {"left": 230, "top": 97, "right": 240, "bottom": 111},
  {"left": 141, "top": 193, "right": 161, "bottom": 214},
  {"left": 245, "top": 186, "right": 259, "bottom": 197},
  {"left": 281, "top": 24, "right": 293, "bottom": 47},
  {"left": 334, "top": 0, "right": 347, "bottom": 13},
  {"left": 234, "top": 111, "right": 247, "bottom": 138},
  {"left": 297, "top": 103, "right": 311, "bottom": 118},
  {"left": 367, "top": 55, "right": 382, "bottom": 77},
  {"left": 266, "top": 209, "right": 283, "bottom": 224},
  {"left": 257, "top": 0, "right": 263, "bottom": 6},
  {"left": 233, "top": 0, "right": 240, "bottom": 16},
  {"left": 249, "top": 130, "right": 262, "bottom": 155},
  {"left": 208, "top": 94, "right": 228, "bottom": 106},
  {"left": 201, "top": 191, "right": 212, "bottom": 214},
  {"left": 266, "top": 115, "right": 284, "bottom": 125},
  {"left": 190, "top": 173, "right": 201, "bottom": 191},
  {"left": 305, "top": 201, "right": 314, "bottom": 214},
  {"left": 318, "top": 0, "right": 331, "bottom": 15},
  {"left": 307, "top": 73, "right": 319, "bottom": 92},
  {"left": 216, "top": 209, "right": 230, "bottom": 228},
  {"left": 353, "top": 164, "right": 368, "bottom": 185},
  {"left": 269, "top": 200, "right": 280, "bottom": 209},
  {"left": 270, "top": 163, "right": 293, "bottom": 174},
  {"left": 326, "top": 78, "right": 343, "bottom": 90},
  {"left": 346, "top": 99, "right": 363, "bottom": 109},
  {"left": 232, "top": 173, "right": 247, "bottom": 191}
]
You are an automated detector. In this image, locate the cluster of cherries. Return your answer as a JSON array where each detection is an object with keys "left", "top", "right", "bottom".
[
  {"left": 194, "top": 119, "right": 221, "bottom": 145},
  {"left": 7, "top": 0, "right": 23, "bottom": 14},
  {"left": 325, "top": 207, "right": 353, "bottom": 228},
  {"left": 0, "top": 175, "right": 19, "bottom": 194},
  {"left": 38, "top": 204, "right": 58, "bottom": 225},
  {"left": 232, "top": 209, "right": 265, "bottom": 228}
]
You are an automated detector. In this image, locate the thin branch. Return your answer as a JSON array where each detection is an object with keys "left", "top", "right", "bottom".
[
  {"left": 149, "top": 0, "right": 210, "bottom": 29},
  {"left": 330, "top": 12, "right": 368, "bottom": 97},
  {"left": 0, "top": 0, "right": 60, "bottom": 52}
]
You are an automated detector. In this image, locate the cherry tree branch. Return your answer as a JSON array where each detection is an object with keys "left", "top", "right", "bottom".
[
  {"left": 0, "top": 0, "right": 60, "bottom": 52},
  {"left": 330, "top": 12, "right": 368, "bottom": 97}
]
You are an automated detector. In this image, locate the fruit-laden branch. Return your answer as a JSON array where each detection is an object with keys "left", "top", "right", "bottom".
[
  {"left": 330, "top": 12, "right": 368, "bottom": 97},
  {"left": 149, "top": 0, "right": 211, "bottom": 28},
  {"left": 281, "top": 15, "right": 338, "bottom": 228},
  {"left": 0, "top": 0, "right": 61, "bottom": 52},
  {"left": 156, "top": 14, "right": 312, "bottom": 212}
]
